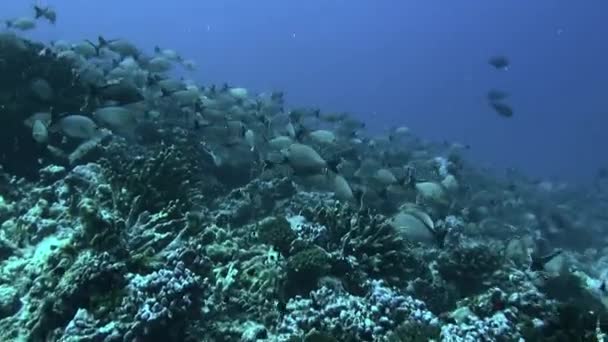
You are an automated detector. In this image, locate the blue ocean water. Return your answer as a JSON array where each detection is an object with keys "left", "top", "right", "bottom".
[{"left": 4, "top": 0, "right": 607, "bottom": 183}]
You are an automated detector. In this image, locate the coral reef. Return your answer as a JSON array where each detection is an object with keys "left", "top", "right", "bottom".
[
  {"left": 0, "top": 30, "right": 607, "bottom": 342},
  {"left": 278, "top": 280, "right": 438, "bottom": 341}
]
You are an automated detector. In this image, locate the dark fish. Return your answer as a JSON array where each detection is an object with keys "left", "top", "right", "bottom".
[
  {"left": 490, "top": 101, "right": 514, "bottom": 118},
  {"left": 34, "top": 5, "right": 57, "bottom": 24},
  {"left": 488, "top": 56, "right": 510, "bottom": 69},
  {"left": 96, "top": 36, "right": 112, "bottom": 49},
  {"left": 530, "top": 249, "right": 562, "bottom": 272},
  {"left": 486, "top": 89, "right": 509, "bottom": 102}
]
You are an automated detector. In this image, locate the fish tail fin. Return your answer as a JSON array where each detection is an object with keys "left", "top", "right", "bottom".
[
  {"left": 260, "top": 133, "right": 270, "bottom": 143},
  {"left": 262, "top": 159, "right": 275, "bottom": 171},
  {"left": 159, "top": 88, "right": 172, "bottom": 99},
  {"left": 378, "top": 187, "right": 389, "bottom": 200},
  {"left": 98, "top": 36, "right": 108, "bottom": 48},
  {"left": 194, "top": 99, "right": 204, "bottom": 113},
  {"left": 432, "top": 228, "right": 448, "bottom": 248},
  {"left": 85, "top": 84, "right": 103, "bottom": 109},
  {"left": 88, "top": 84, "right": 99, "bottom": 98},
  {"left": 397, "top": 176, "right": 411, "bottom": 188},
  {"left": 146, "top": 74, "right": 160, "bottom": 87},
  {"left": 85, "top": 39, "right": 101, "bottom": 56},
  {"left": 353, "top": 188, "right": 364, "bottom": 203},
  {"left": 47, "top": 118, "right": 61, "bottom": 134},
  {"left": 326, "top": 157, "right": 341, "bottom": 174},
  {"left": 34, "top": 6, "right": 44, "bottom": 19},
  {"left": 262, "top": 155, "right": 287, "bottom": 171},
  {"left": 294, "top": 125, "right": 309, "bottom": 142},
  {"left": 401, "top": 166, "right": 417, "bottom": 189}
]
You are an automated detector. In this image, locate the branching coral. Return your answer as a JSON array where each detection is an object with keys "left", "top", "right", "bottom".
[
  {"left": 278, "top": 280, "right": 438, "bottom": 341},
  {"left": 25, "top": 251, "right": 126, "bottom": 341},
  {"left": 286, "top": 246, "right": 332, "bottom": 295},
  {"left": 257, "top": 215, "right": 297, "bottom": 256},
  {"left": 100, "top": 143, "right": 199, "bottom": 214},
  {"left": 436, "top": 242, "right": 503, "bottom": 296},
  {"left": 386, "top": 321, "right": 441, "bottom": 342},
  {"left": 213, "top": 177, "right": 296, "bottom": 227},
  {"left": 303, "top": 202, "right": 426, "bottom": 286}
]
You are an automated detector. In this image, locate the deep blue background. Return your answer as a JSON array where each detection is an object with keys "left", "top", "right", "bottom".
[{"left": 3, "top": 1, "right": 607, "bottom": 183}]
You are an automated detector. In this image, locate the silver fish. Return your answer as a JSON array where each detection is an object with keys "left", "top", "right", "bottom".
[
  {"left": 32, "top": 120, "right": 48, "bottom": 143},
  {"left": 51, "top": 115, "right": 99, "bottom": 139},
  {"left": 6, "top": 17, "right": 36, "bottom": 31}
]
